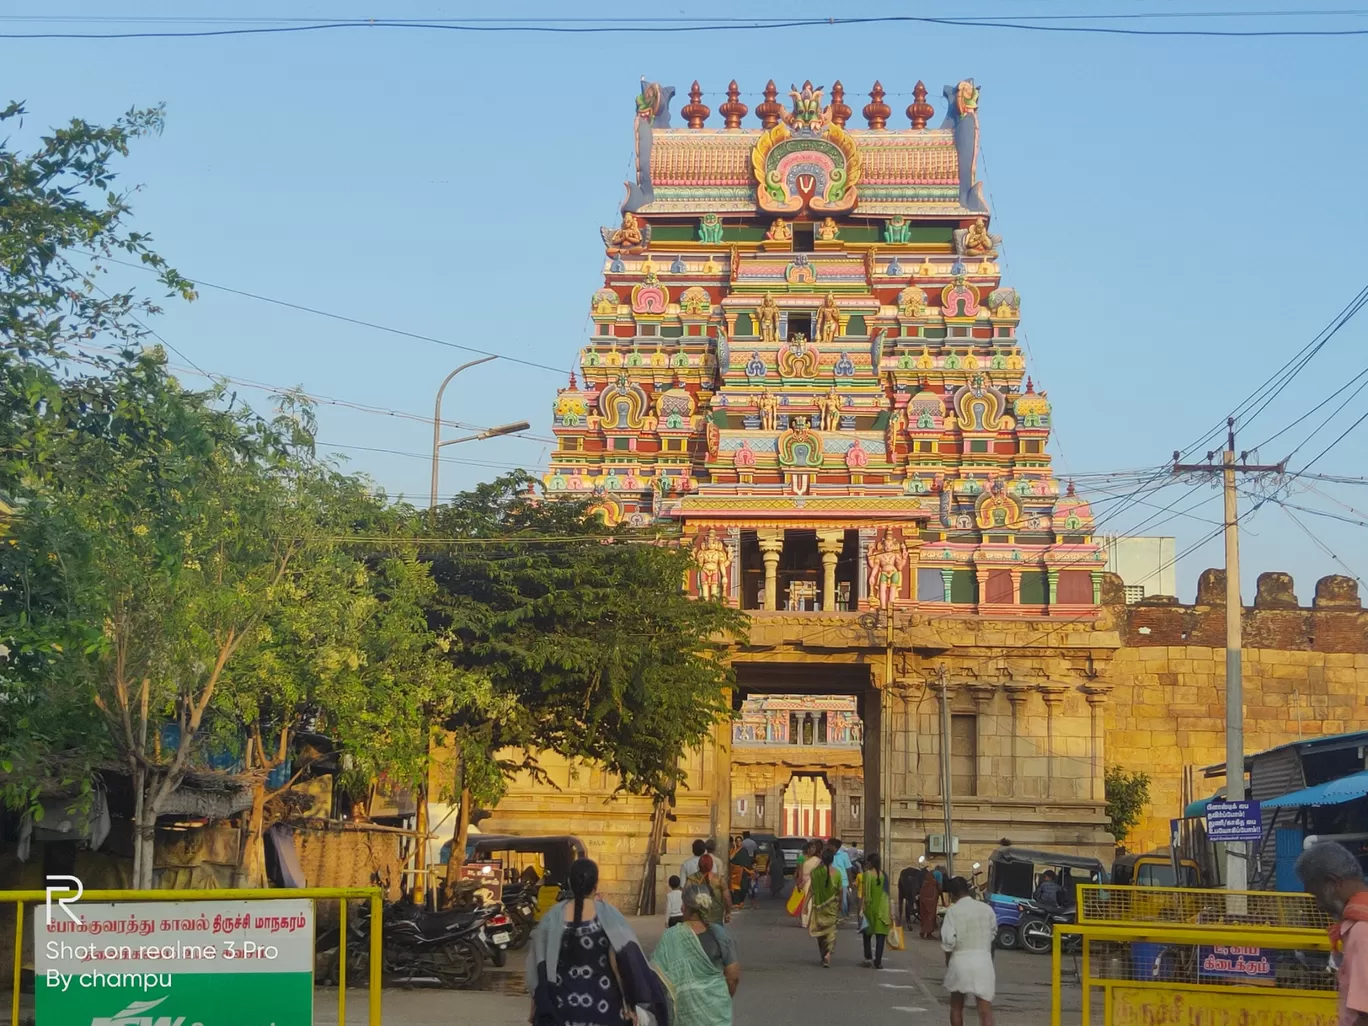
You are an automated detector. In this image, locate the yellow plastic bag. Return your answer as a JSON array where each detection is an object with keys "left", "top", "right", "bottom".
[
  {"left": 786, "top": 886, "right": 805, "bottom": 916},
  {"left": 887, "top": 924, "right": 906, "bottom": 951}
]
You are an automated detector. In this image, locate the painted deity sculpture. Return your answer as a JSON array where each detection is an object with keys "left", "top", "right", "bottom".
[
  {"left": 815, "top": 292, "right": 841, "bottom": 346},
  {"left": 756, "top": 292, "right": 781, "bottom": 345},
  {"left": 817, "top": 217, "right": 840, "bottom": 241},
  {"left": 866, "top": 531, "right": 909, "bottom": 609},
  {"left": 766, "top": 218, "right": 793, "bottom": 243},
  {"left": 961, "top": 217, "right": 1000, "bottom": 257},
  {"left": 602, "top": 211, "right": 650, "bottom": 253},
  {"left": 757, "top": 389, "right": 779, "bottom": 430},
  {"left": 818, "top": 386, "right": 842, "bottom": 432},
  {"left": 695, "top": 530, "right": 731, "bottom": 601}
]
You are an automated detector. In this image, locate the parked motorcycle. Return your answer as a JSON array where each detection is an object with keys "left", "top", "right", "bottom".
[
  {"left": 1017, "top": 901, "right": 1080, "bottom": 956},
  {"left": 498, "top": 883, "right": 540, "bottom": 950},
  {"left": 318, "top": 900, "right": 491, "bottom": 988}
]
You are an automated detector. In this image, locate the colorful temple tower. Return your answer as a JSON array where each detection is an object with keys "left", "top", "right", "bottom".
[
  {"left": 508, "top": 76, "right": 1131, "bottom": 905},
  {"left": 546, "top": 77, "right": 1104, "bottom": 613}
]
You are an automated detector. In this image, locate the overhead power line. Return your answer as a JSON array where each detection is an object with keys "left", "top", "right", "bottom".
[
  {"left": 104, "top": 257, "right": 567, "bottom": 377},
  {"left": 4, "top": 14, "right": 1368, "bottom": 39}
]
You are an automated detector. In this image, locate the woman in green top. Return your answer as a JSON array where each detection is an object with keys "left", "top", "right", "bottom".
[
  {"left": 857, "top": 852, "right": 892, "bottom": 969},
  {"left": 807, "top": 849, "right": 841, "bottom": 967}
]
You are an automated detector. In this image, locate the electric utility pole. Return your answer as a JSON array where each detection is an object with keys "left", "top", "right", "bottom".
[
  {"left": 937, "top": 663, "right": 955, "bottom": 878},
  {"left": 1173, "top": 418, "right": 1283, "bottom": 891}
]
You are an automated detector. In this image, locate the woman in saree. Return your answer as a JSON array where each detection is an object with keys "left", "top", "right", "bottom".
[
  {"left": 807, "top": 848, "right": 841, "bottom": 967},
  {"left": 651, "top": 882, "right": 741, "bottom": 1026},
  {"left": 918, "top": 863, "right": 941, "bottom": 939},
  {"left": 794, "top": 840, "right": 822, "bottom": 928}
]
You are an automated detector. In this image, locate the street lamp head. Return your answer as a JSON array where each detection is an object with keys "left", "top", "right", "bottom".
[{"left": 480, "top": 420, "right": 531, "bottom": 439}]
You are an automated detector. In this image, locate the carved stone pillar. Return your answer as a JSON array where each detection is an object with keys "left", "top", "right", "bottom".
[
  {"left": 1003, "top": 683, "right": 1033, "bottom": 797},
  {"left": 857, "top": 527, "right": 877, "bottom": 607},
  {"left": 1010, "top": 569, "right": 1022, "bottom": 605},
  {"left": 939, "top": 567, "right": 954, "bottom": 603},
  {"left": 1083, "top": 684, "right": 1113, "bottom": 802},
  {"left": 967, "top": 683, "right": 997, "bottom": 798},
  {"left": 817, "top": 530, "right": 843, "bottom": 611},
  {"left": 758, "top": 529, "right": 783, "bottom": 611},
  {"left": 725, "top": 527, "right": 741, "bottom": 606},
  {"left": 1038, "top": 684, "right": 1069, "bottom": 799},
  {"left": 1047, "top": 567, "right": 1060, "bottom": 607}
]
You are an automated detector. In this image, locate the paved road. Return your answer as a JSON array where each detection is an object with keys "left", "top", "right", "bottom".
[{"left": 309, "top": 900, "right": 1082, "bottom": 1025}]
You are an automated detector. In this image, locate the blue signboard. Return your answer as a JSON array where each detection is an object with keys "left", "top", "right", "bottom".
[{"left": 1205, "top": 800, "right": 1263, "bottom": 842}]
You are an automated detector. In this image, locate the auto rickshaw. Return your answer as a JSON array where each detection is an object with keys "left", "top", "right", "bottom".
[
  {"left": 1111, "top": 851, "right": 1203, "bottom": 888},
  {"left": 986, "top": 846, "right": 1108, "bottom": 952}
]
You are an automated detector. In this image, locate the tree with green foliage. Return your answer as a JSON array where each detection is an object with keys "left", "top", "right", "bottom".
[
  {"left": 1105, "top": 765, "right": 1152, "bottom": 842},
  {"left": 0, "top": 100, "right": 193, "bottom": 359},
  {"left": 0, "top": 100, "right": 478, "bottom": 885},
  {"left": 425, "top": 474, "right": 748, "bottom": 872}
]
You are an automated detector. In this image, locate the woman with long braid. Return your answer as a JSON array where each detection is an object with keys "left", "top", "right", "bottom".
[{"left": 527, "top": 858, "right": 669, "bottom": 1026}]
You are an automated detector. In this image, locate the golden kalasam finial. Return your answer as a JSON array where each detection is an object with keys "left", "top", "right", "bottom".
[
  {"left": 720, "top": 80, "right": 748, "bottom": 129},
  {"left": 682, "top": 80, "right": 710, "bottom": 129},
  {"left": 756, "top": 80, "right": 783, "bottom": 129},
  {"left": 827, "top": 80, "right": 852, "bottom": 127},
  {"left": 863, "top": 80, "right": 891, "bottom": 130},
  {"left": 907, "top": 80, "right": 934, "bottom": 129}
]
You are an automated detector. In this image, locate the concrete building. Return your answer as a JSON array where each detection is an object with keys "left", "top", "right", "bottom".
[{"left": 1101, "top": 535, "right": 1178, "bottom": 603}]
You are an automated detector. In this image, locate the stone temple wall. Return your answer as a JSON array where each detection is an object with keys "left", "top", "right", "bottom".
[{"left": 1109, "top": 571, "right": 1368, "bottom": 852}]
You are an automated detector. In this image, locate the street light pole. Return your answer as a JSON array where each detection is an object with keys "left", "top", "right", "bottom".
[{"left": 429, "top": 355, "right": 530, "bottom": 511}]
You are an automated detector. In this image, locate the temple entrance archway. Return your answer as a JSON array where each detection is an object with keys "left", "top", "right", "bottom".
[
  {"left": 780, "top": 773, "right": 833, "bottom": 837},
  {"left": 728, "top": 661, "right": 876, "bottom": 849}
]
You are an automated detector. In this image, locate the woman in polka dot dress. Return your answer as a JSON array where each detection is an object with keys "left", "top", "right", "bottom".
[{"left": 527, "top": 859, "right": 670, "bottom": 1026}]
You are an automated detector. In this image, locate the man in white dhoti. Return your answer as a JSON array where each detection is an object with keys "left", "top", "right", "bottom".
[{"left": 940, "top": 876, "right": 997, "bottom": 1026}]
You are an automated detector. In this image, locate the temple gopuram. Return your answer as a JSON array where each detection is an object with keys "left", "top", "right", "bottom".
[
  {"left": 470, "top": 76, "right": 1368, "bottom": 908},
  {"left": 546, "top": 77, "right": 1104, "bottom": 614}
]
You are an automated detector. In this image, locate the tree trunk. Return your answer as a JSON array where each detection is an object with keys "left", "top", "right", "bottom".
[
  {"left": 236, "top": 781, "right": 269, "bottom": 887},
  {"left": 444, "top": 783, "right": 472, "bottom": 904},
  {"left": 132, "top": 769, "right": 159, "bottom": 890}
]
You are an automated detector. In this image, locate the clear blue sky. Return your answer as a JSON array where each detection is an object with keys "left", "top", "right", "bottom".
[{"left": 7, "top": 3, "right": 1368, "bottom": 603}]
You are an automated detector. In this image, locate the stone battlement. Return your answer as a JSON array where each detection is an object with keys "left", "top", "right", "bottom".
[{"left": 1123, "top": 571, "right": 1366, "bottom": 653}]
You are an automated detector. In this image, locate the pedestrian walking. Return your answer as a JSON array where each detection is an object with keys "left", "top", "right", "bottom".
[
  {"left": 688, "top": 853, "right": 732, "bottom": 926},
  {"left": 940, "top": 876, "right": 996, "bottom": 1026},
  {"left": 807, "top": 848, "right": 841, "bottom": 967},
  {"left": 526, "top": 858, "right": 668, "bottom": 1026},
  {"left": 794, "top": 840, "right": 822, "bottom": 928},
  {"left": 830, "top": 838, "right": 853, "bottom": 918},
  {"left": 918, "top": 864, "right": 941, "bottom": 939},
  {"left": 666, "top": 874, "right": 685, "bottom": 928},
  {"left": 682, "top": 838, "right": 706, "bottom": 881},
  {"left": 1296, "top": 840, "right": 1368, "bottom": 1026},
  {"left": 856, "top": 852, "right": 892, "bottom": 969},
  {"left": 651, "top": 881, "right": 741, "bottom": 1026}
]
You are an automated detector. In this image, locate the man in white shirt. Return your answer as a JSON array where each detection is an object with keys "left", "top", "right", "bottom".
[
  {"left": 940, "top": 876, "right": 997, "bottom": 1026},
  {"left": 681, "top": 838, "right": 706, "bottom": 880}
]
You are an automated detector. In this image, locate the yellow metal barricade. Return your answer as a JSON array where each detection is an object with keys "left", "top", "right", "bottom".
[
  {"left": 1, "top": 887, "right": 383, "bottom": 1026},
  {"left": 1053, "top": 885, "right": 1336, "bottom": 1026}
]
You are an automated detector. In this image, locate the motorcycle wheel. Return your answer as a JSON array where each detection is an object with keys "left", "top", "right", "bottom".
[
  {"left": 490, "top": 945, "right": 508, "bottom": 968},
  {"left": 1020, "top": 916, "right": 1053, "bottom": 955},
  {"left": 438, "top": 939, "right": 484, "bottom": 989},
  {"left": 995, "top": 925, "right": 1020, "bottom": 950}
]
